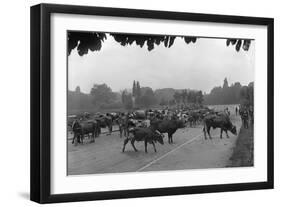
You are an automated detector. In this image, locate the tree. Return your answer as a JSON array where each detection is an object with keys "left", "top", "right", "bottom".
[
  {"left": 204, "top": 78, "right": 252, "bottom": 105},
  {"left": 223, "top": 78, "right": 229, "bottom": 89},
  {"left": 125, "top": 93, "right": 133, "bottom": 109},
  {"left": 247, "top": 82, "right": 254, "bottom": 106},
  {"left": 138, "top": 88, "right": 156, "bottom": 107},
  {"left": 75, "top": 86, "right": 81, "bottom": 93},
  {"left": 121, "top": 90, "right": 126, "bottom": 104},
  {"left": 160, "top": 98, "right": 168, "bottom": 106},
  {"left": 181, "top": 89, "right": 188, "bottom": 104},
  {"left": 68, "top": 32, "right": 107, "bottom": 56},
  {"left": 90, "top": 83, "right": 116, "bottom": 105},
  {"left": 196, "top": 91, "right": 204, "bottom": 104},
  {"left": 68, "top": 32, "right": 198, "bottom": 56},
  {"left": 132, "top": 81, "right": 136, "bottom": 97},
  {"left": 173, "top": 91, "right": 181, "bottom": 104},
  {"left": 226, "top": 39, "right": 251, "bottom": 52},
  {"left": 169, "top": 99, "right": 176, "bottom": 106},
  {"left": 240, "top": 82, "right": 254, "bottom": 107},
  {"left": 136, "top": 81, "right": 141, "bottom": 97},
  {"left": 68, "top": 31, "right": 252, "bottom": 56},
  {"left": 121, "top": 90, "right": 133, "bottom": 109}
]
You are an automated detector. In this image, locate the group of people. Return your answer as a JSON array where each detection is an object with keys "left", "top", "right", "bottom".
[{"left": 235, "top": 105, "right": 254, "bottom": 128}]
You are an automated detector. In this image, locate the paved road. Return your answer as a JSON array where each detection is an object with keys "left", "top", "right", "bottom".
[{"left": 67, "top": 115, "right": 241, "bottom": 175}]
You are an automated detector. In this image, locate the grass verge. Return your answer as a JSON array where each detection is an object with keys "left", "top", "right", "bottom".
[{"left": 228, "top": 125, "right": 254, "bottom": 167}]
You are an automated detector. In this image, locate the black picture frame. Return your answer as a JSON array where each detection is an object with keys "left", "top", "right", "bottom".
[{"left": 30, "top": 3, "right": 274, "bottom": 204}]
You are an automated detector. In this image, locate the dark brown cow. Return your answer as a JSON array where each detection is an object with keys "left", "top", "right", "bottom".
[
  {"left": 122, "top": 127, "right": 164, "bottom": 153},
  {"left": 150, "top": 119, "right": 186, "bottom": 144},
  {"left": 95, "top": 115, "right": 113, "bottom": 135},
  {"left": 72, "top": 120, "right": 99, "bottom": 145},
  {"left": 203, "top": 113, "right": 237, "bottom": 140}
]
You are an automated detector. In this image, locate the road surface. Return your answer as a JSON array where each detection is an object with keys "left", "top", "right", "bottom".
[{"left": 67, "top": 113, "right": 242, "bottom": 175}]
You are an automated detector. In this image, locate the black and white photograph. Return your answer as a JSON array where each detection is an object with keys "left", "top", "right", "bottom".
[
  {"left": 67, "top": 31, "right": 254, "bottom": 175},
  {"left": 28, "top": 2, "right": 274, "bottom": 204}
]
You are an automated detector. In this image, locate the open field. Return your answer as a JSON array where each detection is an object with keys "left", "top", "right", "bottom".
[{"left": 67, "top": 108, "right": 243, "bottom": 175}]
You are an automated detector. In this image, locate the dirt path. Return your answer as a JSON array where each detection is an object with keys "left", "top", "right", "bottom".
[{"left": 68, "top": 115, "right": 242, "bottom": 175}]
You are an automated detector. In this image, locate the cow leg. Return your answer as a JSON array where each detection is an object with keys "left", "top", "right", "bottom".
[
  {"left": 220, "top": 128, "right": 223, "bottom": 139},
  {"left": 77, "top": 134, "right": 81, "bottom": 143},
  {"left": 80, "top": 134, "right": 84, "bottom": 144},
  {"left": 95, "top": 127, "right": 99, "bottom": 138},
  {"left": 225, "top": 130, "right": 229, "bottom": 138},
  {"left": 169, "top": 134, "right": 173, "bottom": 144},
  {"left": 151, "top": 141, "right": 157, "bottom": 152},
  {"left": 122, "top": 138, "right": 129, "bottom": 152},
  {"left": 92, "top": 133, "right": 95, "bottom": 142},
  {"left": 167, "top": 134, "right": 170, "bottom": 144},
  {"left": 76, "top": 135, "right": 80, "bottom": 143},
  {"left": 119, "top": 126, "right": 123, "bottom": 138},
  {"left": 72, "top": 133, "right": 75, "bottom": 144},
  {"left": 107, "top": 124, "right": 112, "bottom": 135},
  {"left": 72, "top": 133, "right": 78, "bottom": 145},
  {"left": 130, "top": 139, "right": 138, "bottom": 152},
  {"left": 97, "top": 129, "right": 100, "bottom": 137},
  {"left": 123, "top": 128, "right": 127, "bottom": 137},
  {"left": 144, "top": 140, "right": 148, "bottom": 153},
  {"left": 123, "top": 128, "right": 128, "bottom": 137},
  {"left": 90, "top": 132, "right": 95, "bottom": 143},
  {"left": 207, "top": 126, "right": 212, "bottom": 139},
  {"left": 169, "top": 133, "right": 173, "bottom": 144},
  {"left": 203, "top": 126, "right": 207, "bottom": 140},
  {"left": 74, "top": 134, "right": 79, "bottom": 146}
]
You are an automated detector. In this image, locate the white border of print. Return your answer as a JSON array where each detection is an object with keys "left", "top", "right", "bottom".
[{"left": 51, "top": 13, "right": 267, "bottom": 195}]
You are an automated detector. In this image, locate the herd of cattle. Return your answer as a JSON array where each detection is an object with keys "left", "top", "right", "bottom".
[{"left": 68, "top": 105, "right": 245, "bottom": 153}]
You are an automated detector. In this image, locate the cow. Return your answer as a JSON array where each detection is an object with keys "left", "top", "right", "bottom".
[
  {"left": 150, "top": 119, "right": 186, "bottom": 144},
  {"left": 95, "top": 115, "right": 113, "bottom": 135},
  {"left": 71, "top": 119, "right": 99, "bottom": 145},
  {"left": 122, "top": 127, "right": 164, "bottom": 153},
  {"left": 203, "top": 113, "right": 237, "bottom": 140}
]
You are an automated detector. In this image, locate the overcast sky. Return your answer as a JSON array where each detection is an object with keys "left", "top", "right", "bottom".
[{"left": 68, "top": 34, "right": 255, "bottom": 94}]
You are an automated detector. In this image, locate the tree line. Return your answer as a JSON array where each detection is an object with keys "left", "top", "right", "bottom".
[
  {"left": 121, "top": 81, "right": 158, "bottom": 109},
  {"left": 203, "top": 78, "right": 254, "bottom": 106},
  {"left": 68, "top": 78, "right": 254, "bottom": 113},
  {"left": 173, "top": 90, "right": 203, "bottom": 106}
]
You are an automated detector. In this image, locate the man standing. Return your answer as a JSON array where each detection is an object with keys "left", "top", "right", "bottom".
[{"left": 241, "top": 108, "right": 249, "bottom": 129}]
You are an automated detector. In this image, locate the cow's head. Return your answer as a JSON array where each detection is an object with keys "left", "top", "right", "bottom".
[
  {"left": 154, "top": 130, "right": 164, "bottom": 145},
  {"left": 230, "top": 125, "right": 237, "bottom": 135}
]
